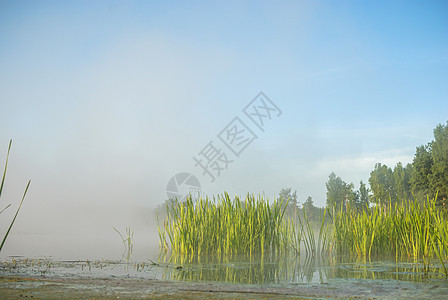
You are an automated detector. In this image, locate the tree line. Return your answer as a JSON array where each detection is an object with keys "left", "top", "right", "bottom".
[{"left": 326, "top": 121, "right": 448, "bottom": 211}]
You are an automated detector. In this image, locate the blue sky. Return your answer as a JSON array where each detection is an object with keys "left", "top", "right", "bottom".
[{"left": 0, "top": 0, "right": 447, "bottom": 259}]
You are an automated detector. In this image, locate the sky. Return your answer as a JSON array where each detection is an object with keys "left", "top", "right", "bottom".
[{"left": 0, "top": 0, "right": 447, "bottom": 260}]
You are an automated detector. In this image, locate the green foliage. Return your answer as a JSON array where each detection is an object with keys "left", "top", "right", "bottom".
[
  {"left": 159, "top": 193, "right": 292, "bottom": 257},
  {"left": 369, "top": 163, "right": 396, "bottom": 204},
  {"left": 362, "top": 123, "right": 448, "bottom": 206},
  {"left": 158, "top": 193, "right": 330, "bottom": 259},
  {"left": 410, "top": 145, "right": 433, "bottom": 200},
  {"left": 326, "top": 172, "right": 351, "bottom": 211},
  {"left": 326, "top": 173, "right": 367, "bottom": 212},
  {"left": 332, "top": 196, "right": 448, "bottom": 275},
  {"left": 429, "top": 122, "right": 448, "bottom": 205},
  {"left": 393, "top": 162, "right": 412, "bottom": 201},
  {"left": 299, "top": 196, "right": 327, "bottom": 225},
  {"left": 302, "top": 196, "right": 314, "bottom": 213},
  {"left": 358, "top": 180, "right": 370, "bottom": 208}
]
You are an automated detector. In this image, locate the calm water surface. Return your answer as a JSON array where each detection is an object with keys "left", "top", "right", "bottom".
[{"left": 1, "top": 254, "right": 447, "bottom": 299}]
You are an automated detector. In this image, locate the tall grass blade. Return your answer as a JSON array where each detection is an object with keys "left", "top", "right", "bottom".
[
  {"left": 0, "top": 180, "right": 30, "bottom": 252},
  {"left": 0, "top": 140, "right": 12, "bottom": 200}
]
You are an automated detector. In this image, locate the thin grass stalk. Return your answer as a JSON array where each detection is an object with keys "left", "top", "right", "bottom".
[
  {"left": 0, "top": 140, "right": 31, "bottom": 253},
  {"left": 0, "top": 180, "right": 30, "bottom": 252}
]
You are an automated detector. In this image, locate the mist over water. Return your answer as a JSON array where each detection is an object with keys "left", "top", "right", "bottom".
[{"left": 0, "top": 201, "right": 160, "bottom": 261}]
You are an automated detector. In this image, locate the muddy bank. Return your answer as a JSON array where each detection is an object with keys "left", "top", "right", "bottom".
[
  {"left": 1, "top": 257, "right": 447, "bottom": 299},
  {"left": 1, "top": 274, "right": 448, "bottom": 299}
]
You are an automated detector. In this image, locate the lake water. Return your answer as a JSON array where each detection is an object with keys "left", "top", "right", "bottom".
[{"left": 1, "top": 253, "right": 447, "bottom": 299}]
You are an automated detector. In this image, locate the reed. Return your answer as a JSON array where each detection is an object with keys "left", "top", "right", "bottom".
[
  {"left": 158, "top": 193, "right": 331, "bottom": 260},
  {"left": 113, "top": 226, "right": 134, "bottom": 263},
  {"left": 0, "top": 140, "right": 31, "bottom": 252},
  {"left": 158, "top": 193, "right": 292, "bottom": 258},
  {"left": 332, "top": 195, "right": 448, "bottom": 275}
]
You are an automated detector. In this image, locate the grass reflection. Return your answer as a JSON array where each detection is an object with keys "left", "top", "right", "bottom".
[
  {"left": 159, "top": 252, "right": 448, "bottom": 284},
  {"left": 327, "top": 255, "right": 448, "bottom": 282},
  {"left": 159, "top": 252, "right": 326, "bottom": 284}
]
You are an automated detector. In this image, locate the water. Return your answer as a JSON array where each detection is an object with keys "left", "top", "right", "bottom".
[
  {"left": 1, "top": 254, "right": 448, "bottom": 299},
  {"left": 159, "top": 253, "right": 448, "bottom": 284}
]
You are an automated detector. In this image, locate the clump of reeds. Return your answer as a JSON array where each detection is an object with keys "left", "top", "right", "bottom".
[
  {"left": 158, "top": 193, "right": 303, "bottom": 258},
  {"left": 332, "top": 195, "right": 448, "bottom": 275}
]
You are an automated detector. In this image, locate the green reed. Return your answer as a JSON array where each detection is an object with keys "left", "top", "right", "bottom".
[
  {"left": 159, "top": 193, "right": 292, "bottom": 257},
  {"left": 158, "top": 193, "right": 331, "bottom": 259},
  {"left": 332, "top": 195, "right": 448, "bottom": 275}
]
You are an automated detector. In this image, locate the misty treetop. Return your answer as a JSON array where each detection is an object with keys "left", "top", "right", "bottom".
[
  {"left": 278, "top": 188, "right": 298, "bottom": 211},
  {"left": 277, "top": 188, "right": 326, "bottom": 224},
  {"left": 325, "top": 172, "right": 369, "bottom": 212},
  {"left": 369, "top": 162, "right": 413, "bottom": 205}
]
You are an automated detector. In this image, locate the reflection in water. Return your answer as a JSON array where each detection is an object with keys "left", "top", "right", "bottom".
[
  {"left": 159, "top": 252, "right": 448, "bottom": 284},
  {"left": 159, "top": 252, "right": 327, "bottom": 284},
  {"left": 329, "top": 255, "right": 448, "bottom": 282}
]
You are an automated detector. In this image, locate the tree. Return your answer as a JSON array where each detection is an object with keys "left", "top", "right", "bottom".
[
  {"left": 358, "top": 180, "right": 369, "bottom": 208},
  {"left": 278, "top": 188, "right": 298, "bottom": 215},
  {"left": 428, "top": 122, "right": 448, "bottom": 205},
  {"left": 302, "top": 196, "right": 323, "bottom": 223},
  {"left": 369, "top": 163, "right": 396, "bottom": 205},
  {"left": 410, "top": 145, "right": 433, "bottom": 201},
  {"left": 393, "top": 162, "right": 412, "bottom": 201},
  {"left": 326, "top": 172, "right": 354, "bottom": 212},
  {"left": 404, "top": 163, "right": 413, "bottom": 199},
  {"left": 303, "top": 196, "right": 314, "bottom": 212}
]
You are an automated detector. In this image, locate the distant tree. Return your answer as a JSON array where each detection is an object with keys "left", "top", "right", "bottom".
[
  {"left": 393, "top": 162, "right": 412, "bottom": 201},
  {"left": 346, "top": 182, "right": 358, "bottom": 210},
  {"left": 367, "top": 122, "right": 447, "bottom": 205},
  {"left": 153, "top": 198, "right": 180, "bottom": 222},
  {"left": 369, "top": 163, "right": 396, "bottom": 205},
  {"left": 428, "top": 122, "right": 448, "bottom": 205},
  {"left": 358, "top": 180, "right": 370, "bottom": 208},
  {"left": 404, "top": 163, "right": 413, "bottom": 199},
  {"left": 326, "top": 172, "right": 354, "bottom": 212},
  {"left": 410, "top": 145, "right": 433, "bottom": 201},
  {"left": 326, "top": 172, "right": 343, "bottom": 210},
  {"left": 278, "top": 188, "right": 298, "bottom": 215},
  {"left": 303, "top": 196, "right": 314, "bottom": 212}
]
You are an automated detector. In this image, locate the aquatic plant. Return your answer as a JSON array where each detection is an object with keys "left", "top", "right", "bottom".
[
  {"left": 113, "top": 226, "right": 134, "bottom": 263},
  {"left": 0, "top": 140, "right": 31, "bottom": 252},
  {"left": 332, "top": 195, "right": 448, "bottom": 275},
  {"left": 158, "top": 193, "right": 331, "bottom": 260},
  {"left": 159, "top": 193, "right": 294, "bottom": 257}
]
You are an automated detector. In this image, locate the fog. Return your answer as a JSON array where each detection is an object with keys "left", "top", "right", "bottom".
[{"left": 0, "top": 1, "right": 447, "bottom": 260}]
